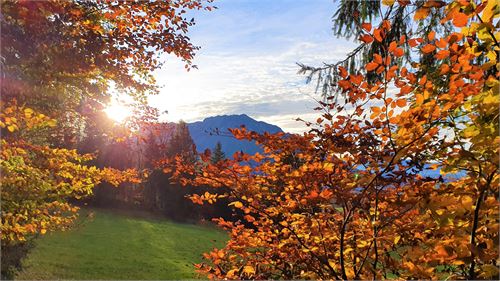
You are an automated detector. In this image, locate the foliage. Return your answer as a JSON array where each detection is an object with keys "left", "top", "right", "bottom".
[
  {"left": 0, "top": 103, "right": 140, "bottom": 278},
  {"left": 0, "top": 103, "right": 140, "bottom": 244},
  {"left": 174, "top": 0, "right": 499, "bottom": 279},
  {"left": 1, "top": 1, "right": 213, "bottom": 276},
  {"left": 1, "top": 0, "right": 214, "bottom": 107}
]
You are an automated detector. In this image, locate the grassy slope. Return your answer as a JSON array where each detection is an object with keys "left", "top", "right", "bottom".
[{"left": 16, "top": 209, "right": 227, "bottom": 280}]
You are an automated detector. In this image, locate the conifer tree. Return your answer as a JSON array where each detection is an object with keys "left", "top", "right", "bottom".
[{"left": 211, "top": 142, "right": 226, "bottom": 164}]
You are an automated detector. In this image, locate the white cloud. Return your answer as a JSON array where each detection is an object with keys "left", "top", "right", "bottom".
[{"left": 149, "top": 0, "right": 359, "bottom": 133}]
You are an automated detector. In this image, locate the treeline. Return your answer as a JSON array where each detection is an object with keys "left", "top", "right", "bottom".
[{"left": 79, "top": 121, "right": 232, "bottom": 222}]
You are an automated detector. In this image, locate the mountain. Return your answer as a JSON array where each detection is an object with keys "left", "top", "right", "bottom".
[{"left": 187, "top": 114, "right": 283, "bottom": 157}]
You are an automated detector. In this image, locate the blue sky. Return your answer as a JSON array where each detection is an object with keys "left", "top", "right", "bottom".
[{"left": 150, "top": 0, "right": 357, "bottom": 133}]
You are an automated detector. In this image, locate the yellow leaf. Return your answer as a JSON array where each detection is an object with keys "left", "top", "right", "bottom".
[
  {"left": 47, "top": 119, "right": 57, "bottom": 127},
  {"left": 229, "top": 201, "right": 243, "bottom": 208},
  {"left": 483, "top": 92, "right": 498, "bottom": 104},
  {"left": 461, "top": 195, "right": 474, "bottom": 209},
  {"left": 7, "top": 125, "right": 15, "bottom": 132},
  {"left": 243, "top": 265, "right": 255, "bottom": 275},
  {"left": 40, "top": 229, "right": 47, "bottom": 235},
  {"left": 24, "top": 108, "right": 34, "bottom": 117},
  {"left": 226, "top": 269, "right": 238, "bottom": 278},
  {"left": 382, "top": 0, "right": 395, "bottom": 6},
  {"left": 481, "top": 0, "right": 498, "bottom": 22},
  {"left": 394, "top": 235, "right": 401, "bottom": 245},
  {"left": 323, "top": 162, "right": 334, "bottom": 172},
  {"left": 463, "top": 126, "right": 480, "bottom": 138}
]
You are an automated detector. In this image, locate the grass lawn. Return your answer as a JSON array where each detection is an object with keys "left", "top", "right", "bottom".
[{"left": 15, "top": 208, "right": 227, "bottom": 280}]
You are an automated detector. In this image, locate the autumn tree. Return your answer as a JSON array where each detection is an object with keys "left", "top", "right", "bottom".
[
  {"left": 173, "top": 0, "right": 499, "bottom": 279},
  {"left": 1, "top": 0, "right": 213, "bottom": 277},
  {"left": 0, "top": 103, "right": 141, "bottom": 278}
]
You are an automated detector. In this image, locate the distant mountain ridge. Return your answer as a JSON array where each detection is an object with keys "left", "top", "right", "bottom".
[{"left": 187, "top": 114, "right": 283, "bottom": 157}]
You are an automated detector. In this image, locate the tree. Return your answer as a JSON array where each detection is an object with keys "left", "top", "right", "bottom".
[
  {"left": 0, "top": 103, "right": 140, "bottom": 278},
  {"left": 1, "top": 0, "right": 214, "bottom": 105},
  {"left": 173, "top": 0, "right": 499, "bottom": 279},
  {"left": 167, "top": 121, "right": 197, "bottom": 158},
  {"left": 211, "top": 142, "right": 226, "bottom": 164},
  {"left": 0, "top": 0, "right": 213, "bottom": 277}
]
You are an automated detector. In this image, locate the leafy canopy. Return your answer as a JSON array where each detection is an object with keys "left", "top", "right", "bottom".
[{"left": 171, "top": 0, "right": 499, "bottom": 279}]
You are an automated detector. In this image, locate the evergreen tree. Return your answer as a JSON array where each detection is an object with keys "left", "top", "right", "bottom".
[
  {"left": 211, "top": 142, "right": 226, "bottom": 164},
  {"left": 162, "top": 121, "right": 199, "bottom": 219},
  {"left": 299, "top": 0, "right": 455, "bottom": 99},
  {"left": 167, "top": 121, "right": 197, "bottom": 159}
]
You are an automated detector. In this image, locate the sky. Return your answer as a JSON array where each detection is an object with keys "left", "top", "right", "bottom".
[{"left": 149, "top": 0, "right": 357, "bottom": 133}]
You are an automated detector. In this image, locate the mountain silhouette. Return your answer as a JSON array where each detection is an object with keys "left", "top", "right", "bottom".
[{"left": 187, "top": 114, "right": 283, "bottom": 157}]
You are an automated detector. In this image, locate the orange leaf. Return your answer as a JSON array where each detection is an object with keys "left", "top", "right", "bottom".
[
  {"left": 427, "top": 31, "right": 436, "bottom": 41},
  {"left": 389, "top": 41, "right": 397, "bottom": 52},
  {"left": 366, "top": 62, "right": 379, "bottom": 71},
  {"left": 408, "top": 38, "right": 420, "bottom": 47},
  {"left": 382, "top": 20, "right": 391, "bottom": 30},
  {"left": 376, "top": 65, "right": 385, "bottom": 74},
  {"left": 440, "top": 64, "right": 450, "bottom": 74},
  {"left": 396, "top": 99, "right": 407, "bottom": 107},
  {"left": 399, "top": 35, "right": 406, "bottom": 45},
  {"left": 374, "top": 54, "right": 383, "bottom": 64},
  {"left": 414, "top": 7, "right": 430, "bottom": 20},
  {"left": 338, "top": 66, "right": 348, "bottom": 78},
  {"left": 421, "top": 44, "right": 436, "bottom": 53},
  {"left": 350, "top": 74, "right": 363, "bottom": 85},
  {"left": 361, "top": 22, "right": 372, "bottom": 32},
  {"left": 436, "top": 38, "right": 448, "bottom": 48},
  {"left": 384, "top": 56, "right": 391, "bottom": 66},
  {"left": 374, "top": 29, "right": 384, "bottom": 42},
  {"left": 359, "top": 34, "right": 374, "bottom": 43},
  {"left": 394, "top": 48, "right": 404, "bottom": 57},
  {"left": 452, "top": 12, "right": 468, "bottom": 27},
  {"left": 435, "top": 50, "right": 450, "bottom": 59},
  {"left": 337, "top": 80, "right": 351, "bottom": 90},
  {"left": 416, "top": 93, "right": 424, "bottom": 105}
]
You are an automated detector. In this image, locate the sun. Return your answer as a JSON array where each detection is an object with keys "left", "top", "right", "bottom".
[{"left": 104, "top": 103, "right": 131, "bottom": 123}]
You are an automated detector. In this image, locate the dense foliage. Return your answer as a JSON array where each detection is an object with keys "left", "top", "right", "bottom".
[
  {"left": 173, "top": 0, "right": 499, "bottom": 279},
  {"left": 1, "top": 0, "right": 213, "bottom": 277}
]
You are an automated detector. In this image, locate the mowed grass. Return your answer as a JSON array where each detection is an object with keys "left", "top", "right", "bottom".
[{"left": 15, "top": 209, "right": 227, "bottom": 280}]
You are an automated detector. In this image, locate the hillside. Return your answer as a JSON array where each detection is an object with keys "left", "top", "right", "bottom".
[
  {"left": 188, "top": 114, "right": 283, "bottom": 156},
  {"left": 15, "top": 209, "right": 227, "bottom": 280}
]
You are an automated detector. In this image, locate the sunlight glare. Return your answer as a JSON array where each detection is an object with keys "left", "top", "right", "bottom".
[{"left": 104, "top": 103, "right": 131, "bottom": 123}]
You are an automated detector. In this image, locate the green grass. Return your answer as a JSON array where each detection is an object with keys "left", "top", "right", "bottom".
[{"left": 15, "top": 209, "right": 227, "bottom": 280}]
